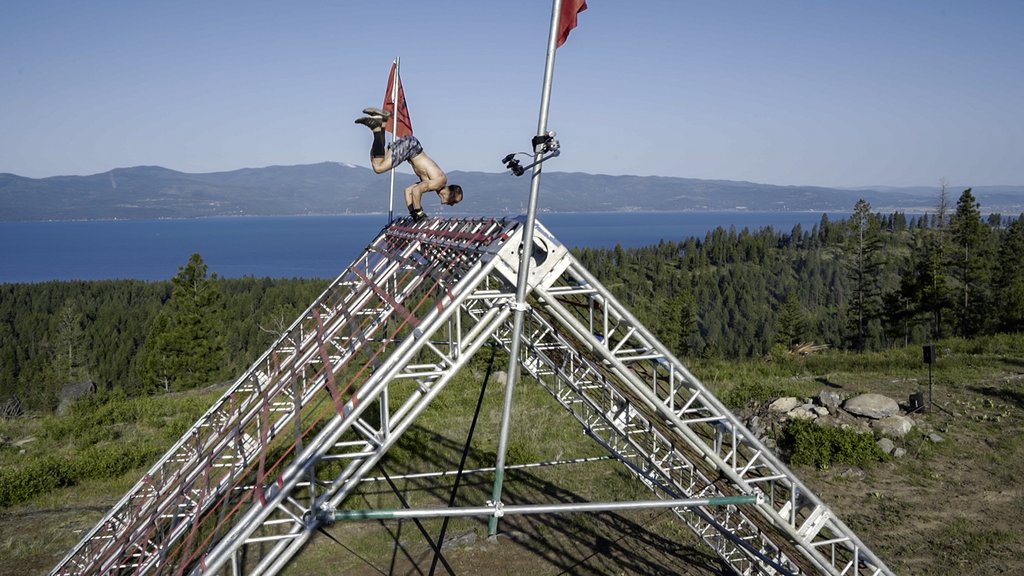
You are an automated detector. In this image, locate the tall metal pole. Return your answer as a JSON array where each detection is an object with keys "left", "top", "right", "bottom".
[
  {"left": 489, "top": 0, "right": 563, "bottom": 537},
  {"left": 388, "top": 57, "right": 400, "bottom": 224}
]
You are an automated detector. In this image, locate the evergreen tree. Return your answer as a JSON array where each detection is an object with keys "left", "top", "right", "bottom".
[
  {"left": 775, "top": 292, "right": 808, "bottom": 348},
  {"left": 844, "top": 199, "right": 884, "bottom": 351},
  {"left": 900, "top": 228, "right": 952, "bottom": 340},
  {"left": 903, "top": 184, "right": 956, "bottom": 339},
  {"left": 949, "top": 188, "right": 992, "bottom": 336},
  {"left": 141, "top": 312, "right": 176, "bottom": 392},
  {"left": 881, "top": 289, "right": 913, "bottom": 347},
  {"left": 994, "top": 215, "right": 1024, "bottom": 332},
  {"left": 139, "top": 253, "right": 228, "bottom": 392},
  {"left": 52, "top": 298, "right": 87, "bottom": 383}
]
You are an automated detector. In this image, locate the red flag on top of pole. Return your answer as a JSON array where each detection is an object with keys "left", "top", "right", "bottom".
[
  {"left": 382, "top": 62, "right": 413, "bottom": 138},
  {"left": 556, "top": 0, "right": 587, "bottom": 47}
]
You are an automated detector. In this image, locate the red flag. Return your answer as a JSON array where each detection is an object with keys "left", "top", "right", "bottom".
[
  {"left": 556, "top": 0, "right": 587, "bottom": 48},
  {"left": 382, "top": 62, "right": 413, "bottom": 138}
]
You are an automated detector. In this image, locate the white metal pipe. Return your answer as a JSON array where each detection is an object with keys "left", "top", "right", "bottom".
[
  {"left": 387, "top": 57, "right": 400, "bottom": 224},
  {"left": 330, "top": 495, "right": 761, "bottom": 522},
  {"left": 492, "top": 0, "right": 564, "bottom": 537}
]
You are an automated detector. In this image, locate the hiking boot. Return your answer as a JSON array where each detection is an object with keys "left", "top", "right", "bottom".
[
  {"left": 410, "top": 208, "right": 428, "bottom": 223},
  {"left": 362, "top": 107, "right": 391, "bottom": 119},
  {"left": 354, "top": 116, "right": 383, "bottom": 129}
]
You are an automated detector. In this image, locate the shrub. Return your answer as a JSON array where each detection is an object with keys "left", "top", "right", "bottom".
[
  {"left": 0, "top": 443, "right": 162, "bottom": 508},
  {"left": 76, "top": 443, "right": 161, "bottom": 480},
  {"left": 779, "top": 419, "right": 886, "bottom": 470},
  {"left": 0, "top": 456, "right": 76, "bottom": 507},
  {"left": 719, "top": 381, "right": 802, "bottom": 411}
]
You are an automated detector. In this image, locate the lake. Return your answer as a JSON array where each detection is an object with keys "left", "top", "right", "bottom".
[{"left": 0, "top": 212, "right": 835, "bottom": 283}]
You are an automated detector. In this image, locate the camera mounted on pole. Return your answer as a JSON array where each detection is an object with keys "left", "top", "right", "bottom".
[{"left": 501, "top": 131, "right": 561, "bottom": 177}]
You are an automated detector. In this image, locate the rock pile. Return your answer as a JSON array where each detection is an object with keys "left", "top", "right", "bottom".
[{"left": 744, "top": 390, "right": 941, "bottom": 459}]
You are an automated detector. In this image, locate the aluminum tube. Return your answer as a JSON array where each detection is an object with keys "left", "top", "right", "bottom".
[
  {"left": 260, "top": 305, "right": 513, "bottom": 576},
  {"left": 564, "top": 262, "right": 892, "bottom": 574},
  {"left": 331, "top": 495, "right": 760, "bottom": 521},
  {"left": 254, "top": 271, "right": 517, "bottom": 575},
  {"left": 196, "top": 252, "right": 509, "bottom": 575},
  {"left": 491, "top": 0, "right": 563, "bottom": 537},
  {"left": 387, "top": 57, "right": 399, "bottom": 224}
]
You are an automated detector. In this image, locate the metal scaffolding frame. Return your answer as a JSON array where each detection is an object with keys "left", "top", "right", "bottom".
[{"left": 52, "top": 216, "right": 892, "bottom": 576}]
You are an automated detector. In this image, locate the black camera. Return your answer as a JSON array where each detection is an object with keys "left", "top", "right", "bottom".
[{"left": 502, "top": 153, "right": 525, "bottom": 176}]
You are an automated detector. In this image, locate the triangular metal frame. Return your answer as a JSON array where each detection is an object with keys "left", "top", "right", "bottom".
[{"left": 52, "top": 217, "right": 892, "bottom": 576}]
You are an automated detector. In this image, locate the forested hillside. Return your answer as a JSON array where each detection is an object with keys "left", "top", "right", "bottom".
[
  {"left": 1, "top": 189, "right": 1022, "bottom": 415},
  {"left": 580, "top": 189, "right": 1024, "bottom": 359},
  {"left": 0, "top": 272, "right": 327, "bottom": 413}
]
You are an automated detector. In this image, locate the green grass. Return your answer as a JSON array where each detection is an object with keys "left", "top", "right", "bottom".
[
  {"left": 3, "top": 332, "right": 1024, "bottom": 574},
  {"left": 932, "top": 517, "right": 1019, "bottom": 572},
  {"left": 0, "top": 388, "right": 219, "bottom": 508}
]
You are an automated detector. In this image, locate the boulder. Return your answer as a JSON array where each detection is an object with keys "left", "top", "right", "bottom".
[
  {"left": 816, "top": 412, "right": 871, "bottom": 434},
  {"left": 871, "top": 415, "right": 915, "bottom": 438},
  {"left": 747, "top": 415, "right": 764, "bottom": 437},
  {"left": 57, "top": 380, "right": 97, "bottom": 416},
  {"left": 876, "top": 437, "right": 896, "bottom": 455},
  {"left": 787, "top": 406, "right": 817, "bottom": 420},
  {"left": 769, "top": 397, "right": 801, "bottom": 413},
  {"left": 843, "top": 393, "right": 900, "bottom": 420},
  {"left": 817, "top": 390, "right": 843, "bottom": 411}
]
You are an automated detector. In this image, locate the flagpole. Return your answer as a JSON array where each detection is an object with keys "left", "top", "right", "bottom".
[
  {"left": 489, "top": 0, "right": 564, "bottom": 538},
  {"left": 387, "top": 57, "right": 400, "bottom": 224}
]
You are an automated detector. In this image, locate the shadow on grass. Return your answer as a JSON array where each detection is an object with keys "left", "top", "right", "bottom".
[
  {"left": 816, "top": 376, "right": 843, "bottom": 389},
  {"left": 999, "top": 357, "right": 1024, "bottom": 371},
  {"left": 336, "top": 425, "right": 729, "bottom": 576},
  {"left": 970, "top": 384, "right": 1024, "bottom": 409}
]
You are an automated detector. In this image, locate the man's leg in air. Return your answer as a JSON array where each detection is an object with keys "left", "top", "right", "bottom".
[
  {"left": 362, "top": 107, "right": 391, "bottom": 119},
  {"left": 355, "top": 115, "right": 392, "bottom": 173}
]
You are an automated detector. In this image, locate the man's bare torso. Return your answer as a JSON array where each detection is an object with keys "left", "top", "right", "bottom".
[{"left": 407, "top": 150, "right": 447, "bottom": 192}]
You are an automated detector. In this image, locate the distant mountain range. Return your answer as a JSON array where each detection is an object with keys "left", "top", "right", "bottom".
[{"left": 2, "top": 162, "right": 1022, "bottom": 221}]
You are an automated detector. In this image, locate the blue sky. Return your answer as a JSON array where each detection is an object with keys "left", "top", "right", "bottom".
[{"left": 2, "top": 0, "right": 1022, "bottom": 188}]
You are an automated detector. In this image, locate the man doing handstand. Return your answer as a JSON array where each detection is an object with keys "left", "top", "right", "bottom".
[{"left": 356, "top": 107, "right": 463, "bottom": 222}]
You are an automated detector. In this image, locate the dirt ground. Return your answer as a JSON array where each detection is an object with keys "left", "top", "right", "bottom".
[
  {"left": 281, "top": 376, "right": 1024, "bottom": 576},
  {"left": 798, "top": 372, "right": 1024, "bottom": 576},
  {"left": 6, "top": 364, "right": 1024, "bottom": 575}
]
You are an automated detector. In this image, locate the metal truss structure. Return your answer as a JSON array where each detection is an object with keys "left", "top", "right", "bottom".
[{"left": 52, "top": 216, "right": 893, "bottom": 576}]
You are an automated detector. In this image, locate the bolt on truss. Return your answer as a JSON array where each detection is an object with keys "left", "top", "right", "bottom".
[{"left": 52, "top": 216, "right": 892, "bottom": 576}]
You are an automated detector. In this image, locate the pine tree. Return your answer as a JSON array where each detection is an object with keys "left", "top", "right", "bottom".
[
  {"left": 844, "top": 199, "right": 884, "bottom": 351},
  {"left": 139, "top": 253, "right": 228, "bottom": 392},
  {"left": 901, "top": 183, "right": 956, "bottom": 339},
  {"left": 950, "top": 188, "right": 992, "bottom": 336},
  {"left": 52, "top": 298, "right": 87, "bottom": 383},
  {"left": 994, "top": 215, "right": 1024, "bottom": 332},
  {"left": 899, "top": 227, "right": 952, "bottom": 340},
  {"left": 775, "top": 292, "right": 807, "bottom": 348}
]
